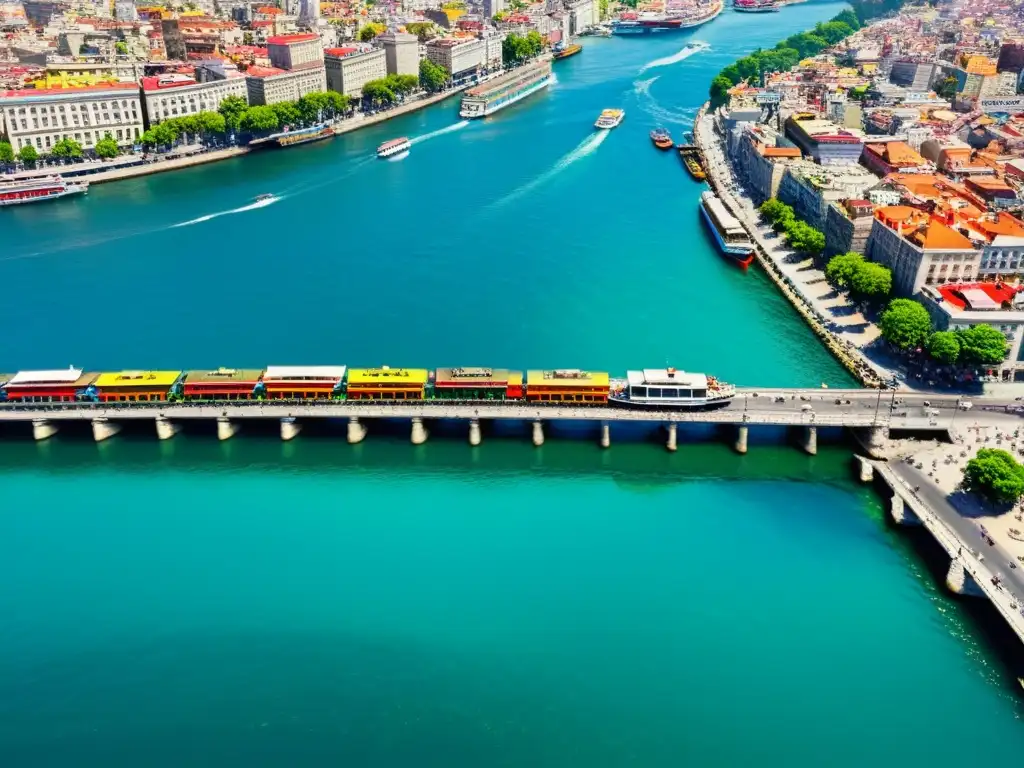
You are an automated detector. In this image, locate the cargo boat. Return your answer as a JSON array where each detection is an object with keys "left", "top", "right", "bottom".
[
  {"left": 677, "top": 144, "right": 707, "bottom": 180},
  {"left": 608, "top": 368, "right": 735, "bottom": 409},
  {"left": 733, "top": 0, "right": 778, "bottom": 11},
  {"left": 377, "top": 137, "right": 411, "bottom": 158},
  {"left": 651, "top": 128, "right": 673, "bottom": 150},
  {"left": 552, "top": 41, "right": 583, "bottom": 60},
  {"left": 0, "top": 174, "right": 88, "bottom": 207},
  {"left": 700, "top": 190, "right": 754, "bottom": 267},
  {"left": 611, "top": 1, "right": 723, "bottom": 34},
  {"left": 459, "top": 59, "right": 553, "bottom": 119}
]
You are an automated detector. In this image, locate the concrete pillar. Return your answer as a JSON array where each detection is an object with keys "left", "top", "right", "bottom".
[
  {"left": 91, "top": 417, "right": 121, "bottom": 442},
  {"left": 411, "top": 417, "right": 428, "bottom": 445},
  {"left": 802, "top": 425, "right": 817, "bottom": 456},
  {"left": 155, "top": 416, "right": 179, "bottom": 441},
  {"left": 856, "top": 456, "right": 874, "bottom": 483},
  {"left": 469, "top": 418, "right": 481, "bottom": 446},
  {"left": 734, "top": 424, "right": 748, "bottom": 455},
  {"left": 599, "top": 421, "right": 610, "bottom": 449},
  {"left": 666, "top": 423, "right": 677, "bottom": 452},
  {"left": 532, "top": 420, "right": 544, "bottom": 447},
  {"left": 946, "top": 560, "right": 985, "bottom": 597},
  {"left": 853, "top": 426, "right": 890, "bottom": 459},
  {"left": 280, "top": 417, "right": 301, "bottom": 441},
  {"left": 347, "top": 416, "right": 367, "bottom": 444},
  {"left": 216, "top": 415, "right": 238, "bottom": 441},
  {"left": 889, "top": 495, "right": 921, "bottom": 526},
  {"left": 31, "top": 418, "right": 58, "bottom": 441}
]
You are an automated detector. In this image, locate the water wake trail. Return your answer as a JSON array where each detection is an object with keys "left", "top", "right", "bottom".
[
  {"left": 638, "top": 41, "right": 709, "bottom": 74},
  {"left": 491, "top": 131, "right": 609, "bottom": 208},
  {"left": 171, "top": 194, "right": 281, "bottom": 227},
  {"left": 411, "top": 120, "right": 470, "bottom": 145}
]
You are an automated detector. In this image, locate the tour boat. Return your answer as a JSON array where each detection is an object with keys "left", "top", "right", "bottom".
[
  {"left": 0, "top": 175, "right": 87, "bottom": 207},
  {"left": 733, "top": 0, "right": 779, "bottom": 11},
  {"left": 273, "top": 124, "right": 334, "bottom": 148},
  {"left": 459, "top": 60, "right": 553, "bottom": 119},
  {"left": 651, "top": 128, "right": 674, "bottom": 150},
  {"left": 608, "top": 368, "right": 736, "bottom": 409},
  {"left": 700, "top": 190, "right": 754, "bottom": 267},
  {"left": 377, "top": 138, "right": 411, "bottom": 158},
  {"left": 552, "top": 41, "right": 583, "bottom": 60},
  {"left": 595, "top": 108, "right": 625, "bottom": 129},
  {"left": 611, "top": 2, "right": 724, "bottom": 34}
]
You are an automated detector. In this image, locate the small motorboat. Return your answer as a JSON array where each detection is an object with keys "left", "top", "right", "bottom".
[
  {"left": 254, "top": 193, "right": 274, "bottom": 202},
  {"left": 650, "top": 128, "right": 673, "bottom": 150}
]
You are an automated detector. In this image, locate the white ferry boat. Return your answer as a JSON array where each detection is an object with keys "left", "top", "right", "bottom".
[
  {"left": 0, "top": 174, "right": 88, "bottom": 207},
  {"left": 459, "top": 59, "right": 553, "bottom": 119},
  {"left": 377, "top": 137, "right": 411, "bottom": 158},
  {"left": 595, "top": 108, "right": 625, "bottom": 129},
  {"left": 609, "top": 368, "right": 736, "bottom": 409},
  {"left": 699, "top": 190, "right": 755, "bottom": 267}
]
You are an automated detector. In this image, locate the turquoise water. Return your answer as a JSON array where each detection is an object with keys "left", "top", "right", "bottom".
[{"left": 3, "top": 4, "right": 1024, "bottom": 764}]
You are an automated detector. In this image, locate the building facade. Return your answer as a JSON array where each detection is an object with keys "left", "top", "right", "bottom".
[
  {"left": 267, "top": 33, "right": 323, "bottom": 70},
  {"left": 141, "top": 73, "right": 248, "bottom": 126},
  {"left": 776, "top": 161, "right": 878, "bottom": 231},
  {"left": 426, "top": 38, "right": 484, "bottom": 78},
  {"left": 784, "top": 115, "right": 865, "bottom": 166},
  {"left": 324, "top": 47, "right": 386, "bottom": 98},
  {"left": 823, "top": 199, "right": 875, "bottom": 258},
  {"left": 0, "top": 82, "right": 143, "bottom": 151},
  {"left": 246, "top": 64, "right": 327, "bottom": 105},
  {"left": 378, "top": 32, "right": 419, "bottom": 77}
]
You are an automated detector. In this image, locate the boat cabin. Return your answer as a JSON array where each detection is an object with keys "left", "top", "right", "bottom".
[{"left": 625, "top": 368, "right": 709, "bottom": 403}]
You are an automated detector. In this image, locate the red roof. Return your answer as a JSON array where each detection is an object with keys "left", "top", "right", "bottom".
[
  {"left": 324, "top": 47, "right": 357, "bottom": 57},
  {"left": 1, "top": 82, "right": 139, "bottom": 98},
  {"left": 140, "top": 75, "right": 198, "bottom": 91},
  {"left": 252, "top": 20, "right": 273, "bottom": 27},
  {"left": 266, "top": 34, "right": 319, "bottom": 45},
  {"left": 245, "top": 65, "right": 286, "bottom": 77},
  {"left": 937, "top": 281, "right": 1020, "bottom": 309}
]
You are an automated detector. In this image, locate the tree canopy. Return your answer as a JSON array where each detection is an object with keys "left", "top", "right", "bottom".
[
  {"left": 785, "top": 220, "right": 825, "bottom": 256},
  {"left": 50, "top": 137, "right": 83, "bottom": 159},
  {"left": 271, "top": 100, "right": 301, "bottom": 127},
  {"left": 825, "top": 252, "right": 864, "bottom": 287},
  {"left": 879, "top": 298, "right": 932, "bottom": 350},
  {"left": 848, "top": 261, "right": 891, "bottom": 298},
  {"left": 419, "top": 57, "right": 448, "bottom": 93},
  {"left": 956, "top": 325, "right": 1008, "bottom": 365},
  {"left": 240, "top": 105, "right": 279, "bottom": 133},
  {"left": 927, "top": 330, "right": 960, "bottom": 364},
  {"left": 0, "top": 141, "right": 14, "bottom": 164},
  {"left": 18, "top": 144, "right": 38, "bottom": 165},
  {"left": 963, "top": 448, "right": 1024, "bottom": 504},
  {"left": 503, "top": 31, "right": 544, "bottom": 66},
  {"left": 218, "top": 95, "right": 249, "bottom": 132},
  {"left": 362, "top": 79, "right": 396, "bottom": 106},
  {"left": 358, "top": 22, "right": 386, "bottom": 42},
  {"left": 405, "top": 22, "right": 438, "bottom": 41},
  {"left": 94, "top": 134, "right": 119, "bottom": 159}
]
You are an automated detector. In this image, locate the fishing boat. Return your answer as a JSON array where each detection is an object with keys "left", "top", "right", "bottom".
[
  {"left": 595, "top": 108, "right": 625, "bottom": 129},
  {"left": 677, "top": 144, "right": 707, "bottom": 180},
  {"left": 377, "top": 137, "right": 411, "bottom": 158},
  {"left": 608, "top": 368, "right": 736, "bottom": 409},
  {"left": 651, "top": 128, "right": 673, "bottom": 150},
  {"left": 552, "top": 40, "right": 583, "bottom": 60},
  {"left": 0, "top": 174, "right": 88, "bottom": 207},
  {"left": 700, "top": 190, "right": 754, "bottom": 268}
]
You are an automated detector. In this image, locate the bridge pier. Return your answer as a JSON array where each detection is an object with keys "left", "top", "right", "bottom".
[
  {"left": 532, "top": 420, "right": 544, "bottom": 447},
  {"left": 216, "top": 416, "right": 238, "bottom": 441},
  {"left": 666, "top": 423, "right": 677, "bottom": 452},
  {"left": 31, "top": 418, "right": 58, "bottom": 441},
  {"left": 946, "top": 559, "right": 985, "bottom": 597},
  {"left": 801, "top": 425, "right": 817, "bottom": 456},
  {"left": 734, "top": 425, "right": 748, "bottom": 455},
  {"left": 91, "top": 417, "right": 120, "bottom": 442},
  {"left": 347, "top": 417, "right": 367, "bottom": 444},
  {"left": 599, "top": 421, "right": 610, "bottom": 449},
  {"left": 411, "top": 417, "right": 428, "bottom": 445},
  {"left": 469, "top": 418, "right": 481, "bottom": 446},
  {"left": 155, "top": 416, "right": 179, "bottom": 441},
  {"left": 855, "top": 456, "right": 873, "bottom": 483},
  {"left": 280, "top": 417, "right": 301, "bottom": 441},
  {"left": 889, "top": 495, "right": 921, "bottom": 526},
  {"left": 852, "top": 426, "right": 891, "bottom": 460}
]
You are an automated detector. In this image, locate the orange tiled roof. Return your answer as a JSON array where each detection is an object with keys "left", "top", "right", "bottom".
[
  {"left": 909, "top": 220, "right": 974, "bottom": 250},
  {"left": 972, "top": 212, "right": 1024, "bottom": 239}
]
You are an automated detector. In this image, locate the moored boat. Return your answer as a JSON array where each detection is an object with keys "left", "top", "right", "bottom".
[
  {"left": 700, "top": 189, "right": 754, "bottom": 268},
  {"left": 734, "top": 0, "right": 778, "bottom": 11},
  {"left": 0, "top": 174, "right": 88, "bottom": 207},
  {"left": 377, "top": 137, "right": 411, "bottom": 158},
  {"left": 272, "top": 123, "right": 334, "bottom": 148},
  {"left": 459, "top": 59, "right": 553, "bottom": 119},
  {"left": 608, "top": 368, "right": 735, "bottom": 409},
  {"left": 651, "top": 128, "right": 673, "bottom": 150},
  {"left": 595, "top": 108, "right": 625, "bottom": 129},
  {"left": 677, "top": 144, "right": 707, "bottom": 180},
  {"left": 552, "top": 41, "right": 583, "bottom": 60},
  {"left": 611, "top": 1, "right": 723, "bottom": 34}
]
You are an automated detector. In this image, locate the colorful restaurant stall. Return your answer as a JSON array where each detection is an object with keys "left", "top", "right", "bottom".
[
  {"left": 346, "top": 367, "right": 429, "bottom": 400},
  {"left": 260, "top": 366, "right": 347, "bottom": 400},
  {"left": 432, "top": 367, "right": 523, "bottom": 400},
  {"left": 93, "top": 370, "right": 182, "bottom": 402},
  {"left": 180, "top": 368, "right": 263, "bottom": 401},
  {"left": 525, "top": 369, "right": 610, "bottom": 403}
]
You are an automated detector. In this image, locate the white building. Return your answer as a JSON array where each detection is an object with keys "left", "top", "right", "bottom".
[
  {"left": 378, "top": 32, "right": 419, "bottom": 77},
  {"left": 426, "top": 37, "right": 484, "bottom": 78},
  {"left": 0, "top": 82, "right": 144, "bottom": 152},
  {"left": 482, "top": 33, "right": 504, "bottom": 71},
  {"left": 246, "top": 64, "right": 327, "bottom": 105},
  {"left": 298, "top": 0, "right": 320, "bottom": 28},
  {"left": 141, "top": 73, "right": 248, "bottom": 125},
  {"left": 267, "top": 33, "right": 324, "bottom": 70},
  {"left": 324, "top": 47, "right": 386, "bottom": 98}
]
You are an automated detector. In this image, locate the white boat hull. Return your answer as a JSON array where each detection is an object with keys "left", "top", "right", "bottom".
[
  {"left": 460, "top": 74, "right": 553, "bottom": 119},
  {"left": 0, "top": 185, "right": 87, "bottom": 207},
  {"left": 608, "top": 393, "right": 734, "bottom": 409},
  {"left": 377, "top": 142, "right": 411, "bottom": 158}
]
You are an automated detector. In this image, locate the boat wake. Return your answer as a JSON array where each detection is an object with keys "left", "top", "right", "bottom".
[
  {"left": 172, "top": 195, "right": 280, "bottom": 227},
  {"left": 491, "top": 131, "right": 609, "bottom": 208},
  {"left": 411, "top": 120, "right": 470, "bottom": 145},
  {"left": 639, "top": 41, "right": 709, "bottom": 74},
  {"left": 634, "top": 76, "right": 660, "bottom": 97},
  {"left": 634, "top": 75, "right": 699, "bottom": 127}
]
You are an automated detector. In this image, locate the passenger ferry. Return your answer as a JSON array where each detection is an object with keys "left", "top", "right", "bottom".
[
  {"left": 459, "top": 59, "right": 553, "bottom": 119},
  {"left": 377, "top": 138, "right": 411, "bottom": 159},
  {"left": 552, "top": 40, "right": 583, "bottom": 60},
  {"left": 0, "top": 174, "right": 88, "bottom": 207},
  {"left": 700, "top": 190, "right": 754, "bottom": 267},
  {"left": 595, "top": 108, "right": 625, "bottom": 129},
  {"left": 611, "top": 1, "right": 723, "bottom": 34},
  {"left": 251, "top": 123, "right": 335, "bottom": 149},
  {"left": 733, "top": 0, "right": 778, "bottom": 11},
  {"left": 609, "top": 368, "right": 736, "bottom": 409}
]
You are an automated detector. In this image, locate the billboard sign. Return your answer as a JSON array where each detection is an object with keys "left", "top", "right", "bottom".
[
  {"left": 756, "top": 91, "right": 781, "bottom": 105},
  {"left": 979, "top": 96, "right": 1024, "bottom": 114}
]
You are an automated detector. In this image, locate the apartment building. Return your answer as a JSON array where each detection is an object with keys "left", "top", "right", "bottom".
[
  {"left": 246, "top": 64, "right": 327, "bottom": 105},
  {"left": 783, "top": 114, "right": 865, "bottom": 166},
  {"left": 141, "top": 73, "right": 248, "bottom": 126},
  {"left": 324, "top": 47, "right": 386, "bottom": 98},
  {"left": 777, "top": 161, "right": 878, "bottom": 231},
  {"left": 378, "top": 32, "right": 419, "bottom": 77},
  {"left": 823, "top": 199, "right": 876, "bottom": 258},
  {"left": 732, "top": 123, "right": 801, "bottom": 203},
  {"left": 426, "top": 38, "right": 484, "bottom": 78},
  {"left": 267, "top": 33, "right": 323, "bottom": 70}
]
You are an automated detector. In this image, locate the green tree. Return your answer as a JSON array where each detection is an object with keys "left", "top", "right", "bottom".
[
  {"left": 362, "top": 79, "right": 396, "bottom": 106},
  {"left": 525, "top": 30, "right": 544, "bottom": 58},
  {"left": 848, "top": 261, "right": 892, "bottom": 298},
  {"left": 18, "top": 144, "right": 38, "bottom": 166},
  {"left": 419, "top": 57, "right": 448, "bottom": 93},
  {"left": 709, "top": 75, "right": 733, "bottom": 106},
  {"left": 196, "top": 111, "right": 226, "bottom": 139},
  {"left": 218, "top": 95, "right": 249, "bottom": 132},
  {"left": 358, "top": 22, "right": 385, "bottom": 42},
  {"left": 94, "top": 134, "right": 119, "bottom": 159},
  {"left": 758, "top": 197, "right": 792, "bottom": 225},
  {"left": 405, "top": 21, "right": 438, "bottom": 41},
  {"left": 785, "top": 220, "right": 825, "bottom": 256},
  {"left": 324, "top": 91, "right": 348, "bottom": 117},
  {"left": 50, "top": 137, "right": 84, "bottom": 160},
  {"left": 598, "top": 0, "right": 609, "bottom": 20},
  {"left": 935, "top": 76, "right": 958, "bottom": 99},
  {"left": 503, "top": 32, "right": 535, "bottom": 65},
  {"left": 386, "top": 73, "right": 419, "bottom": 95},
  {"left": 271, "top": 101, "right": 301, "bottom": 127},
  {"left": 879, "top": 298, "right": 932, "bottom": 350},
  {"left": 814, "top": 21, "right": 854, "bottom": 45},
  {"left": 825, "top": 251, "right": 864, "bottom": 287},
  {"left": 151, "top": 122, "right": 179, "bottom": 148},
  {"left": 240, "top": 105, "right": 279, "bottom": 133},
  {"left": 115, "top": 41, "right": 128, "bottom": 55},
  {"left": 927, "top": 330, "right": 961, "bottom": 364},
  {"left": 139, "top": 130, "right": 157, "bottom": 148},
  {"left": 834, "top": 8, "right": 861, "bottom": 31},
  {"left": 0, "top": 141, "right": 14, "bottom": 164},
  {"left": 956, "top": 325, "right": 1008, "bottom": 365},
  {"left": 963, "top": 448, "right": 1024, "bottom": 504}
]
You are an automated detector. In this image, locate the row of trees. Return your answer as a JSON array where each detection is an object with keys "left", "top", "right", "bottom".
[
  {"left": 824, "top": 251, "right": 892, "bottom": 300},
  {"left": 502, "top": 31, "right": 545, "bottom": 67},
  {"left": 758, "top": 198, "right": 825, "bottom": 257},
  {"left": 878, "top": 298, "right": 1008, "bottom": 366},
  {"left": 0, "top": 133, "right": 120, "bottom": 167},
  {"left": 362, "top": 73, "right": 420, "bottom": 107},
  {"left": 709, "top": 9, "right": 862, "bottom": 105}
]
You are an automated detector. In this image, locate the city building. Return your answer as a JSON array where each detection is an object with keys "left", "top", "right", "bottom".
[
  {"left": 141, "top": 72, "right": 248, "bottom": 126},
  {"left": 776, "top": 161, "right": 879, "bottom": 231},
  {"left": 378, "top": 32, "right": 419, "bottom": 77},
  {"left": 888, "top": 59, "right": 938, "bottom": 90},
  {"left": 324, "top": 47, "right": 386, "bottom": 98},
  {"left": 245, "top": 64, "right": 326, "bottom": 105},
  {"left": 864, "top": 205, "right": 981, "bottom": 295},
  {"left": 732, "top": 123, "right": 801, "bottom": 203},
  {"left": 267, "top": 33, "right": 323, "bottom": 70},
  {"left": 426, "top": 37, "right": 484, "bottom": 79},
  {"left": 483, "top": 0, "right": 505, "bottom": 18},
  {"left": 345, "top": 368, "right": 429, "bottom": 400},
  {"left": 0, "top": 82, "right": 143, "bottom": 152},
  {"left": 784, "top": 114, "right": 866, "bottom": 166},
  {"left": 860, "top": 140, "right": 928, "bottom": 176},
  {"left": 824, "top": 199, "right": 876, "bottom": 258},
  {"left": 971, "top": 212, "right": 1024, "bottom": 280},
  {"left": 297, "top": 0, "right": 319, "bottom": 28}
]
